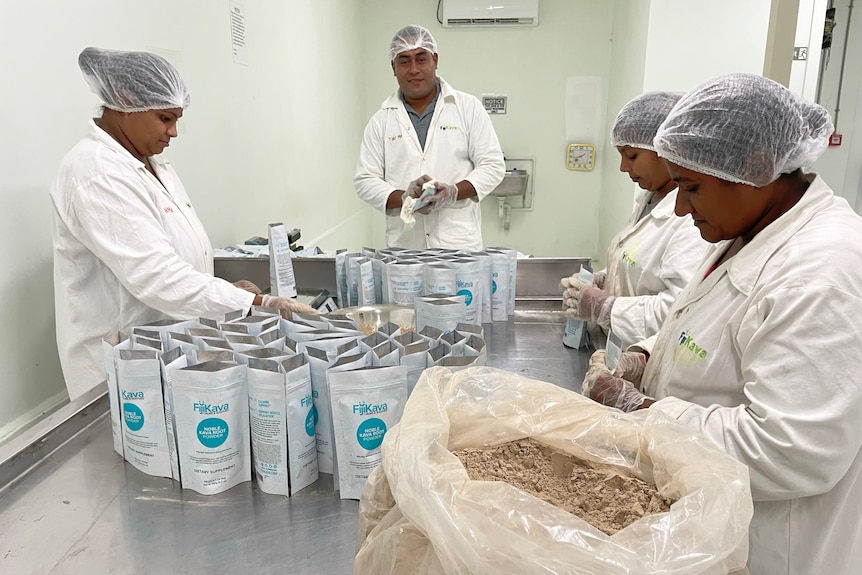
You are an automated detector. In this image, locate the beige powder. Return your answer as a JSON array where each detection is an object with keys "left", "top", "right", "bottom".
[{"left": 453, "top": 438, "right": 673, "bottom": 535}]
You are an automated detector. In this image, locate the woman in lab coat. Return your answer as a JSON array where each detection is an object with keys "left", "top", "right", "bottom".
[
  {"left": 51, "top": 48, "right": 314, "bottom": 400},
  {"left": 562, "top": 92, "right": 709, "bottom": 348},
  {"left": 584, "top": 73, "right": 862, "bottom": 575}
]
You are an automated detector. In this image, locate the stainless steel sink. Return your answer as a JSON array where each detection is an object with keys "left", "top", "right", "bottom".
[{"left": 490, "top": 170, "right": 529, "bottom": 197}]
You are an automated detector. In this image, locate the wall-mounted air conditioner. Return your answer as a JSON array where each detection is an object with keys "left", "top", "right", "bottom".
[{"left": 442, "top": 0, "right": 539, "bottom": 28}]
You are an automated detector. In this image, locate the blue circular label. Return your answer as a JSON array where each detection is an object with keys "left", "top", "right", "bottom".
[
  {"left": 305, "top": 408, "right": 316, "bottom": 437},
  {"left": 457, "top": 288, "right": 473, "bottom": 306},
  {"left": 197, "top": 418, "right": 229, "bottom": 448},
  {"left": 123, "top": 402, "right": 144, "bottom": 432},
  {"left": 356, "top": 418, "right": 387, "bottom": 450},
  {"left": 492, "top": 279, "right": 497, "bottom": 294}
]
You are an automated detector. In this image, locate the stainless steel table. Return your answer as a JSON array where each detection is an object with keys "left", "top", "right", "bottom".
[{"left": 0, "top": 311, "right": 588, "bottom": 575}]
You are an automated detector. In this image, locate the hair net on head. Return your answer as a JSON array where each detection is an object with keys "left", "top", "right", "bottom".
[
  {"left": 389, "top": 25, "right": 438, "bottom": 61},
  {"left": 78, "top": 47, "right": 190, "bottom": 113},
  {"left": 611, "top": 91, "right": 684, "bottom": 151},
  {"left": 654, "top": 73, "right": 833, "bottom": 187}
]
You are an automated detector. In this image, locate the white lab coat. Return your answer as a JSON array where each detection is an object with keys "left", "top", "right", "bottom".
[
  {"left": 602, "top": 188, "right": 710, "bottom": 347},
  {"left": 51, "top": 120, "right": 254, "bottom": 399},
  {"left": 354, "top": 77, "right": 505, "bottom": 250},
  {"left": 640, "top": 175, "right": 862, "bottom": 574}
]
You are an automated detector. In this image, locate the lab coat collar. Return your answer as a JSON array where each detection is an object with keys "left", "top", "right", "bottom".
[
  {"left": 87, "top": 118, "right": 172, "bottom": 170},
  {"left": 724, "top": 173, "right": 831, "bottom": 295},
  {"left": 382, "top": 76, "right": 455, "bottom": 109},
  {"left": 651, "top": 187, "right": 680, "bottom": 220}
]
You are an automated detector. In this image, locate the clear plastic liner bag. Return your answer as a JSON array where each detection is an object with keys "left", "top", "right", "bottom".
[{"left": 355, "top": 366, "right": 753, "bottom": 575}]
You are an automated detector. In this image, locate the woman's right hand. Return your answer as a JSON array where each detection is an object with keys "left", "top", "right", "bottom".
[
  {"left": 260, "top": 294, "right": 317, "bottom": 319},
  {"left": 613, "top": 351, "right": 648, "bottom": 385}
]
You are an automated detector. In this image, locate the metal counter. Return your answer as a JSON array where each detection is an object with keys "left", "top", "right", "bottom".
[{"left": 0, "top": 311, "right": 588, "bottom": 575}]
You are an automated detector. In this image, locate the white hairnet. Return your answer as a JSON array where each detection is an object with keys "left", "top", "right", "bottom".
[
  {"left": 611, "top": 91, "right": 684, "bottom": 151},
  {"left": 654, "top": 73, "right": 833, "bottom": 187},
  {"left": 389, "top": 25, "right": 438, "bottom": 61},
  {"left": 78, "top": 47, "right": 190, "bottom": 113}
]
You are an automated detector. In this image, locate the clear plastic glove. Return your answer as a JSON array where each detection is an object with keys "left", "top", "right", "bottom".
[
  {"left": 260, "top": 294, "right": 317, "bottom": 319},
  {"left": 233, "top": 280, "right": 261, "bottom": 294},
  {"left": 565, "top": 285, "right": 616, "bottom": 330},
  {"left": 582, "top": 360, "right": 651, "bottom": 412},
  {"left": 560, "top": 274, "right": 589, "bottom": 310},
  {"left": 613, "top": 351, "right": 648, "bottom": 385},
  {"left": 416, "top": 182, "right": 458, "bottom": 214},
  {"left": 593, "top": 271, "right": 607, "bottom": 290},
  {"left": 405, "top": 175, "right": 433, "bottom": 201},
  {"left": 588, "top": 349, "right": 607, "bottom": 368}
]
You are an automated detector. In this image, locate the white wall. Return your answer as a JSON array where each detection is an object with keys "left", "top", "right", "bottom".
[
  {"left": 596, "top": 0, "right": 652, "bottom": 269},
  {"left": 642, "top": 0, "right": 773, "bottom": 92},
  {"left": 593, "top": 0, "right": 774, "bottom": 269},
  {"left": 359, "top": 0, "right": 618, "bottom": 257},
  {"left": 0, "top": 0, "right": 369, "bottom": 438},
  {"left": 812, "top": 1, "right": 862, "bottom": 209}
]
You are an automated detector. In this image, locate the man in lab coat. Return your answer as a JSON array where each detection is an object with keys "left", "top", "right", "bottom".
[{"left": 354, "top": 25, "right": 505, "bottom": 250}]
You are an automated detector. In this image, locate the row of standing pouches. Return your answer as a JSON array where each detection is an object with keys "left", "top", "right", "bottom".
[
  {"left": 103, "top": 302, "right": 490, "bottom": 500},
  {"left": 336, "top": 246, "right": 519, "bottom": 324}
]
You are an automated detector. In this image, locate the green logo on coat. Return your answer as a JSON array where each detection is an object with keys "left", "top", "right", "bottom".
[{"left": 673, "top": 330, "right": 709, "bottom": 365}]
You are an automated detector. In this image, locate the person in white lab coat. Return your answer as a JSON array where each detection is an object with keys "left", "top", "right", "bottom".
[
  {"left": 354, "top": 25, "right": 505, "bottom": 250},
  {"left": 51, "top": 47, "right": 314, "bottom": 400},
  {"left": 583, "top": 73, "right": 862, "bottom": 575},
  {"left": 561, "top": 92, "right": 709, "bottom": 348}
]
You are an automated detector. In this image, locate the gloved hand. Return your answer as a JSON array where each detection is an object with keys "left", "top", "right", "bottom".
[
  {"left": 613, "top": 351, "right": 648, "bottom": 385},
  {"left": 260, "top": 294, "right": 317, "bottom": 319},
  {"left": 582, "top": 356, "right": 652, "bottom": 412},
  {"left": 563, "top": 283, "right": 616, "bottom": 331},
  {"left": 233, "top": 280, "right": 261, "bottom": 294},
  {"left": 561, "top": 274, "right": 589, "bottom": 312},
  {"left": 405, "top": 175, "right": 433, "bottom": 201},
  {"left": 593, "top": 271, "right": 607, "bottom": 290},
  {"left": 416, "top": 181, "right": 458, "bottom": 214}
]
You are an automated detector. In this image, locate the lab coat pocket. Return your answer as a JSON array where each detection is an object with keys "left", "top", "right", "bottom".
[{"left": 437, "top": 202, "right": 479, "bottom": 248}]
